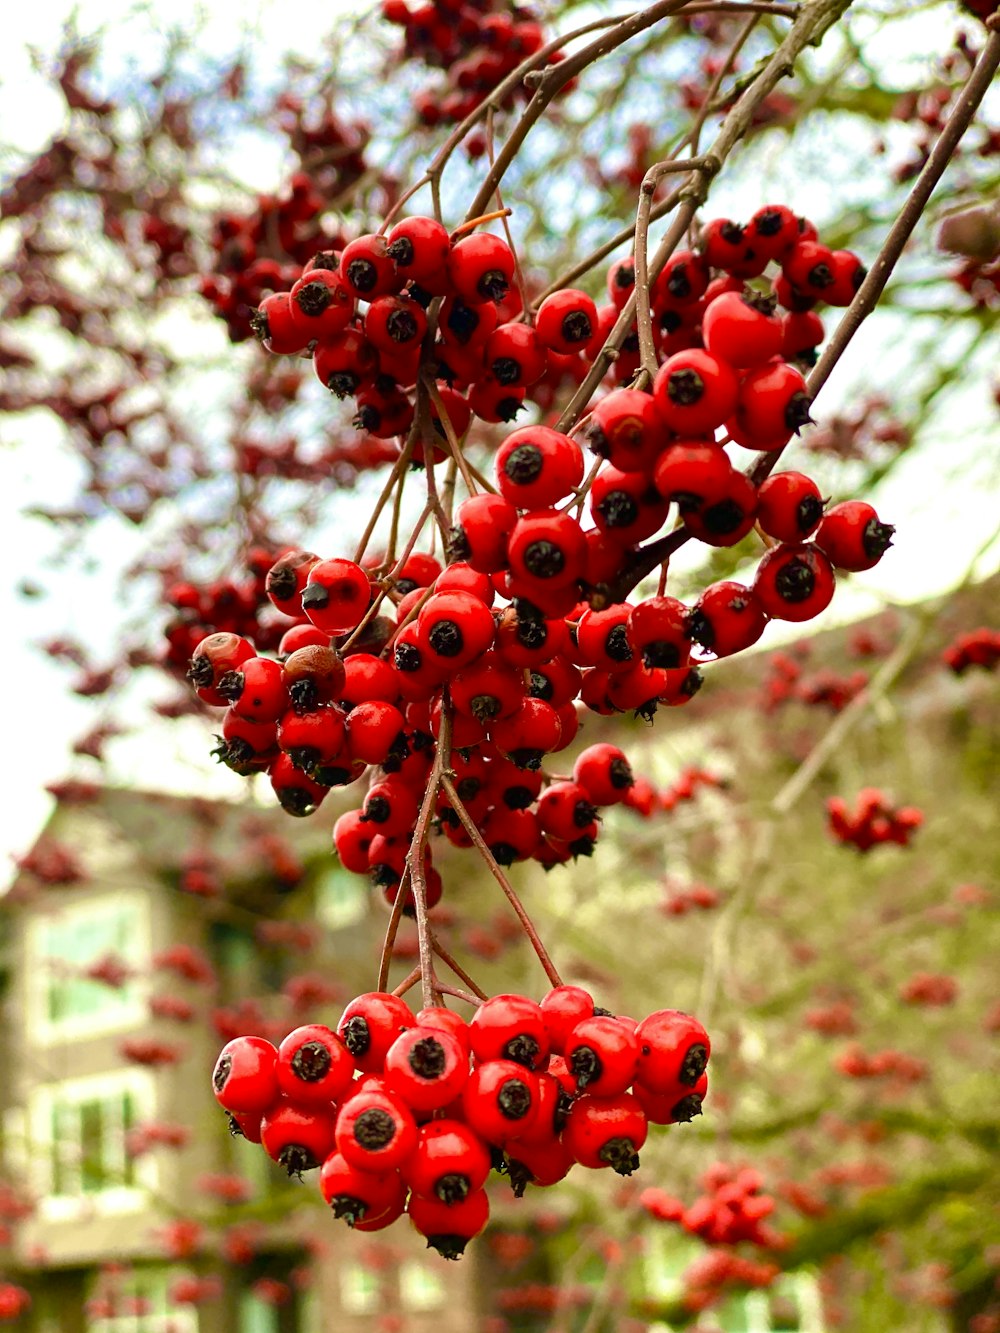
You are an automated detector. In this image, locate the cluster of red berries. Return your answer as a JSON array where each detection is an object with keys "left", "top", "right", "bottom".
[
  {"left": 942, "top": 626, "right": 1000, "bottom": 674},
  {"left": 835, "top": 1044, "right": 928, "bottom": 1083},
  {"left": 622, "top": 765, "right": 726, "bottom": 818},
  {"left": 761, "top": 650, "right": 868, "bottom": 713},
  {"left": 200, "top": 173, "right": 347, "bottom": 343},
  {"left": 825, "top": 789, "right": 923, "bottom": 852},
  {"left": 899, "top": 972, "right": 959, "bottom": 1006},
  {"left": 381, "top": 0, "right": 562, "bottom": 131},
  {"left": 163, "top": 549, "right": 282, "bottom": 671},
  {"left": 212, "top": 988, "right": 711, "bottom": 1256},
  {"left": 639, "top": 1164, "right": 781, "bottom": 1248}
]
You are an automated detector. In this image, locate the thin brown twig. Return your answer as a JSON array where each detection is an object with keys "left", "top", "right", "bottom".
[
  {"left": 432, "top": 933, "right": 490, "bottom": 1000},
  {"left": 439, "top": 773, "right": 563, "bottom": 987}
]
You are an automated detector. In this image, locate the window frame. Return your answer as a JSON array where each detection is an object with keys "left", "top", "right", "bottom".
[
  {"left": 25, "top": 892, "right": 152, "bottom": 1046},
  {"left": 29, "top": 1067, "right": 158, "bottom": 1220}
]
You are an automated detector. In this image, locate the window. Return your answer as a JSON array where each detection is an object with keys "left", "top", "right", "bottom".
[
  {"left": 29, "top": 1068, "right": 157, "bottom": 1219},
  {"left": 317, "top": 863, "right": 366, "bottom": 930},
  {"left": 399, "top": 1260, "right": 446, "bottom": 1312},
  {"left": 86, "top": 1267, "right": 198, "bottom": 1333},
  {"left": 26, "top": 895, "right": 150, "bottom": 1044},
  {"left": 339, "top": 1263, "right": 380, "bottom": 1315}
]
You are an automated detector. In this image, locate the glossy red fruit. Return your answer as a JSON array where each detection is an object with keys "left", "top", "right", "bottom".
[
  {"left": 565, "top": 1015, "right": 640, "bottom": 1097},
  {"left": 277, "top": 1024, "right": 355, "bottom": 1114},
  {"left": 337, "top": 992, "right": 415, "bottom": 1073},
  {"left": 408, "top": 1186, "right": 490, "bottom": 1259},
  {"left": 417, "top": 590, "right": 496, "bottom": 669},
  {"left": 212, "top": 1036, "right": 279, "bottom": 1114},
  {"left": 335, "top": 1087, "right": 418, "bottom": 1173},
  {"left": 506, "top": 510, "right": 587, "bottom": 591},
  {"left": 634, "top": 1009, "right": 711, "bottom": 1095},
  {"left": 732, "top": 361, "right": 812, "bottom": 448},
  {"left": 261, "top": 1098, "right": 338, "bottom": 1174},
  {"left": 562, "top": 1092, "right": 648, "bottom": 1175},
  {"left": 688, "top": 580, "right": 769, "bottom": 658},
  {"left": 339, "top": 233, "right": 402, "bottom": 299},
  {"left": 573, "top": 743, "right": 634, "bottom": 804},
  {"left": 469, "top": 994, "right": 549, "bottom": 1070},
  {"left": 753, "top": 542, "right": 836, "bottom": 622},
  {"left": 653, "top": 350, "right": 739, "bottom": 435},
  {"left": 535, "top": 288, "right": 599, "bottom": 354},
  {"left": 302, "top": 559, "right": 372, "bottom": 635},
  {"left": 403, "top": 1120, "right": 491, "bottom": 1204},
  {"left": 582, "top": 388, "right": 664, "bottom": 474},
  {"left": 384, "top": 1026, "right": 469, "bottom": 1113},
  {"left": 449, "top": 493, "right": 519, "bottom": 573},
  {"left": 814, "top": 500, "right": 894, "bottom": 571},
  {"left": 448, "top": 232, "right": 516, "bottom": 304},
  {"left": 461, "top": 1060, "right": 541, "bottom": 1146},
  {"left": 756, "top": 471, "right": 826, "bottom": 542},
  {"left": 702, "top": 290, "right": 783, "bottom": 368},
  {"left": 539, "top": 986, "right": 597, "bottom": 1054},
  {"left": 318, "top": 1150, "right": 406, "bottom": 1228},
  {"left": 495, "top": 426, "right": 584, "bottom": 510}
]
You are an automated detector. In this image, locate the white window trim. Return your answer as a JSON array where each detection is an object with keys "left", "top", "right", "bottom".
[
  {"left": 25, "top": 893, "right": 152, "bottom": 1047},
  {"left": 29, "top": 1066, "right": 158, "bottom": 1219}
]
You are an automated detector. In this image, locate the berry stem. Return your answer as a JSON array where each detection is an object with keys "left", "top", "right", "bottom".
[
  {"left": 556, "top": 0, "right": 854, "bottom": 436},
  {"left": 449, "top": 207, "right": 512, "bottom": 241},
  {"left": 750, "top": 17, "right": 1000, "bottom": 490},
  {"left": 431, "top": 933, "right": 490, "bottom": 1000},
  {"left": 439, "top": 772, "right": 563, "bottom": 987},
  {"left": 392, "top": 965, "right": 423, "bottom": 998},
  {"left": 634, "top": 155, "right": 719, "bottom": 381},
  {"left": 437, "top": 983, "right": 484, "bottom": 1007}
]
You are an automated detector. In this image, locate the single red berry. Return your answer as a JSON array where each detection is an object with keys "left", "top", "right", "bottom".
[
  {"left": 702, "top": 290, "right": 783, "bottom": 368},
  {"left": 288, "top": 269, "right": 354, "bottom": 339},
  {"left": 486, "top": 321, "right": 548, "bottom": 386},
  {"left": 573, "top": 743, "right": 634, "bottom": 804},
  {"left": 383, "top": 1026, "right": 469, "bottom": 1113},
  {"left": 335, "top": 1086, "right": 418, "bottom": 1173},
  {"left": 277, "top": 1025, "right": 355, "bottom": 1104},
  {"left": 461, "top": 1060, "right": 541, "bottom": 1146},
  {"left": 756, "top": 471, "right": 826, "bottom": 543},
  {"left": 634, "top": 1009, "right": 711, "bottom": 1095},
  {"left": 489, "top": 697, "right": 563, "bottom": 770},
  {"left": 416, "top": 590, "right": 496, "bottom": 668},
  {"left": 261, "top": 1098, "right": 338, "bottom": 1175},
  {"left": 337, "top": 992, "right": 415, "bottom": 1072},
  {"left": 590, "top": 467, "right": 670, "bottom": 544},
  {"left": 535, "top": 288, "right": 599, "bottom": 354},
  {"left": 653, "top": 350, "right": 739, "bottom": 435},
  {"left": 814, "top": 500, "right": 894, "bottom": 571},
  {"left": 746, "top": 204, "right": 800, "bottom": 263},
  {"left": 403, "top": 1120, "right": 491, "bottom": 1204},
  {"left": 385, "top": 215, "right": 452, "bottom": 287},
  {"left": 732, "top": 360, "right": 812, "bottom": 448},
  {"left": 562, "top": 1092, "right": 648, "bottom": 1175},
  {"left": 753, "top": 542, "right": 836, "bottom": 622},
  {"left": 318, "top": 1150, "right": 406, "bottom": 1228},
  {"left": 339, "top": 233, "right": 402, "bottom": 299},
  {"left": 212, "top": 1036, "right": 279, "bottom": 1114},
  {"left": 251, "top": 292, "right": 311, "bottom": 355},
  {"left": 495, "top": 426, "right": 584, "bottom": 510},
  {"left": 564, "top": 1015, "right": 640, "bottom": 1097},
  {"left": 469, "top": 994, "right": 549, "bottom": 1070},
  {"left": 301, "top": 559, "right": 372, "bottom": 635},
  {"left": 449, "top": 493, "right": 519, "bottom": 573},
  {"left": 506, "top": 510, "right": 587, "bottom": 591},
  {"left": 539, "top": 986, "right": 597, "bottom": 1054},
  {"left": 448, "top": 232, "right": 516, "bottom": 304},
  {"left": 408, "top": 1186, "right": 490, "bottom": 1260},
  {"left": 582, "top": 388, "right": 664, "bottom": 474},
  {"left": 687, "top": 580, "right": 769, "bottom": 657}
]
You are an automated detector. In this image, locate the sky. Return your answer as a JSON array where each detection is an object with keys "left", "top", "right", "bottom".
[{"left": 1, "top": 0, "right": 997, "bottom": 871}]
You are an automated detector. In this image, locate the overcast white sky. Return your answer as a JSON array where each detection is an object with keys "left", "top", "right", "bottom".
[{"left": 1, "top": 0, "right": 997, "bottom": 871}]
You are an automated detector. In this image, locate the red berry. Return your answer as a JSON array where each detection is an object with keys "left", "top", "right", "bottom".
[
  {"left": 753, "top": 542, "right": 836, "bottom": 622},
  {"left": 337, "top": 992, "right": 415, "bottom": 1072},
  {"left": 653, "top": 350, "right": 739, "bottom": 435},
  {"left": 212, "top": 1036, "right": 279, "bottom": 1114},
  {"left": 814, "top": 500, "right": 894, "bottom": 571},
  {"left": 335, "top": 1086, "right": 418, "bottom": 1173},
  {"left": 277, "top": 1025, "right": 355, "bottom": 1104},
  {"left": 562, "top": 1092, "right": 648, "bottom": 1175}
]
